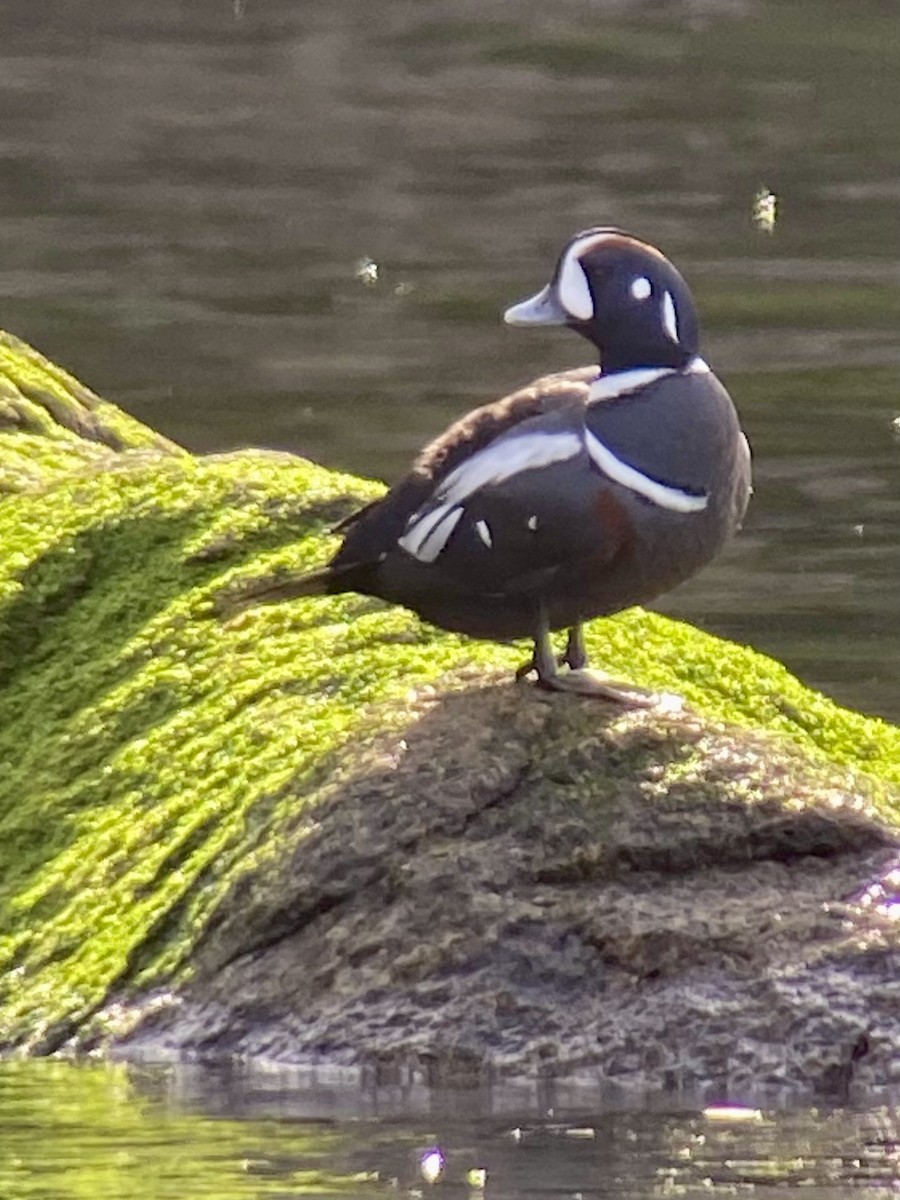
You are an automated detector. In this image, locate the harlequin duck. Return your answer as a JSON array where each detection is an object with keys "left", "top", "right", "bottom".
[{"left": 227, "top": 228, "right": 751, "bottom": 702}]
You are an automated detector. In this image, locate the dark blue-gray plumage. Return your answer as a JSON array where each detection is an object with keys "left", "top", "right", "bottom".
[{"left": 227, "top": 228, "right": 752, "bottom": 701}]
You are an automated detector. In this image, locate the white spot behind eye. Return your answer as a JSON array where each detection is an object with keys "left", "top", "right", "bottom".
[
  {"left": 475, "top": 519, "right": 493, "bottom": 548},
  {"left": 630, "top": 276, "right": 651, "bottom": 301},
  {"left": 662, "top": 291, "right": 679, "bottom": 343},
  {"left": 527, "top": 515, "right": 538, "bottom": 531}
]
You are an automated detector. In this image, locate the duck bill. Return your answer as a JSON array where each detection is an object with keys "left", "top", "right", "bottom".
[{"left": 503, "top": 283, "right": 569, "bottom": 327}]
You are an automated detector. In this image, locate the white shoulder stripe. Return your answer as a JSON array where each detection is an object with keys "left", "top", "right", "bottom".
[
  {"left": 398, "top": 429, "right": 582, "bottom": 564},
  {"left": 584, "top": 429, "right": 708, "bottom": 513},
  {"left": 440, "top": 428, "right": 583, "bottom": 507},
  {"left": 399, "top": 361, "right": 715, "bottom": 564}
]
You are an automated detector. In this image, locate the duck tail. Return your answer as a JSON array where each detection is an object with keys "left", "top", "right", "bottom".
[{"left": 215, "top": 562, "right": 364, "bottom": 618}]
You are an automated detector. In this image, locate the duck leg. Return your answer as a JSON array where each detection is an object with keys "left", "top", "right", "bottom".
[
  {"left": 516, "top": 610, "right": 660, "bottom": 705},
  {"left": 561, "top": 623, "right": 588, "bottom": 671}
]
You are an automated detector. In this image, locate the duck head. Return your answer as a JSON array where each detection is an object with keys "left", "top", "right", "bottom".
[{"left": 504, "top": 228, "right": 700, "bottom": 374}]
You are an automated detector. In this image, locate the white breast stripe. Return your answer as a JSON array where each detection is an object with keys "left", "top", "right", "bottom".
[
  {"left": 584, "top": 429, "right": 708, "bottom": 513},
  {"left": 398, "top": 354, "right": 716, "bottom": 565},
  {"left": 398, "top": 504, "right": 464, "bottom": 562}
]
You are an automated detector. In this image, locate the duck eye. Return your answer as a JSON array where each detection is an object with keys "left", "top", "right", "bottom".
[{"left": 630, "top": 276, "right": 651, "bottom": 301}]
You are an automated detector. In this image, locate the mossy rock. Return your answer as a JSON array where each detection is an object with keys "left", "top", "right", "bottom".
[
  {"left": 0, "top": 330, "right": 180, "bottom": 495},
  {"left": 0, "top": 329, "right": 898, "bottom": 1092}
]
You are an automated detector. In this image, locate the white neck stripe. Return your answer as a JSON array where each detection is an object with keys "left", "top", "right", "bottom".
[
  {"left": 587, "top": 356, "right": 710, "bottom": 405},
  {"left": 588, "top": 366, "right": 673, "bottom": 403}
]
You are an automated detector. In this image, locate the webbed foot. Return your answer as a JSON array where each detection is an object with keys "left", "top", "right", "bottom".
[
  {"left": 516, "top": 618, "right": 677, "bottom": 708},
  {"left": 535, "top": 667, "right": 661, "bottom": 706}
]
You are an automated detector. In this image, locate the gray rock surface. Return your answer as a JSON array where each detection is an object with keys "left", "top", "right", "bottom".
[{"left": 118, "top": 682, "right": 900, "bottom": 1098}]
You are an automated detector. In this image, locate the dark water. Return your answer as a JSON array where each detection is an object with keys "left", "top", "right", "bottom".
[
  {"left": 0, "top": 0, "right": 898, "bottom": 720},
  {"left": 2, "top": 1060, "right": 900, "bottom": 1199}
]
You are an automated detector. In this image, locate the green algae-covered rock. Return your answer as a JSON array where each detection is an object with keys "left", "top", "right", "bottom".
[
  {"left": 0, "top": 329, "right": 898, "bottom": 1092},
  {"left": 0, "top": 330, "right": 180, "bottom": 494}
]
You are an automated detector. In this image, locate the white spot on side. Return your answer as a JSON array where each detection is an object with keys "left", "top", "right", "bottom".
[
  {"left": 475, "top": 519, "right": 493, "bottom": 548},
  {"left": 630, "top": 276, "right": 651, "bottom": 301},
  {"left": 440, "top": 429, "right": 583, "bottom": 507},
  {"left": 584, "top": 430, "right": 708, "bottom": 513},
  {"left": 398, "top": 504, "right": 463, "bottom": 563},
  {"left": 662, "top": 291, "right": 679, "bottom": 343},
  {"left": 527, "top": 515, "right": 538, "bottom": 531}
]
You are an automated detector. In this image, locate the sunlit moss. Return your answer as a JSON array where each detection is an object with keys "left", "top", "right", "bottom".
[
  {"left": 0, "top": 328, "right": 897, "bottom": 1053},
  {"left": 0, "top": 328, "right": 180, "bottom": 496}
]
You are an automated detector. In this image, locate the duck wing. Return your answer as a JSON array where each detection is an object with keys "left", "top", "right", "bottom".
[{"left": 333, "top": 367, "right": 597, "bottom": 561}]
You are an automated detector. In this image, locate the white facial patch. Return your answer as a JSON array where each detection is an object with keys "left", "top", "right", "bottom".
[
  {"left": 556, "top": 230, "right": 617, "bottom": 322},
  {"left": 662, "top": 290, "right": 679, "bottom": 343},
  {"left": 630, "top": 276, "right": 652, "bottom": 301},
  {"left": 527, "top": 515, "right": 538, "bottom": 531},
  {"left": 558, "top": 255, "right": 594, "bottom": 321}
]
